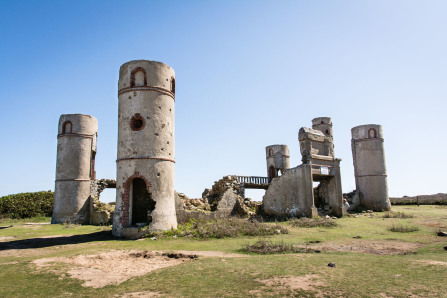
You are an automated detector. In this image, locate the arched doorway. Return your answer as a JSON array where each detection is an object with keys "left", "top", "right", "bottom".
[{"left": 131, "top": 178, "right": 156, "bottom": 226}]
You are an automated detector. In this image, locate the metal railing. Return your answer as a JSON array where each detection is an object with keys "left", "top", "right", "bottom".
[{"left": 236, "top": 176, "right": 269, "bottom": 185}]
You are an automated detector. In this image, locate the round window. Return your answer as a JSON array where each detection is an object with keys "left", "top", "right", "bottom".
[{"left": 130, "top": 114, "right": 145, "bottom": 131}]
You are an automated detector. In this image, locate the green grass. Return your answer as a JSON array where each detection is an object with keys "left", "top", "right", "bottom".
[{"left": 0, "top": 205, "right": 446, "bottom": 297}]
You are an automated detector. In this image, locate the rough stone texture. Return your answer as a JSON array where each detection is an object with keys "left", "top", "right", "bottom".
[
  {"left": 263, "top": 117, "right": 346, "bottom": 218},
  {"left": 175, "top": 176, "right": 258, "bottom": 223},
  {"left": 266, "top": 145, "right": 290, "bottom": 182},
  {"left": 351, "top": 124, "right": 391, "bottom": 211},
  {"left": 52, "top": 114, "right": 98, "bottom": 224},
  {"left": 89, "top": 179, "right": 116, "bottom": 225},
  {"left": 113, "top": 60, "right": 177, "bottom": 237}
]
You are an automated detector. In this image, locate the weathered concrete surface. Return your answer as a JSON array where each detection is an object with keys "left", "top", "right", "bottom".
[
  {"left": 266, "top": 145, "right": 290, "bottom": 182},
  {"left": 352, "top": 124, "right": 391, "bottom": 211},
  {"left": 113, "top": 60, "right": 177, "bottom": 237},
  {"left": 263, "top": 165, "right": 317, "bottom": 217},
  {"left": 52, "top": 114, "right": 97, "bottom": 224}
]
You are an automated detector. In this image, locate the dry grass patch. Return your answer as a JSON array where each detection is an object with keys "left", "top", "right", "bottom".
[
  {"left": 382, "top": 211, "right": 414, "bottom": 219},
  {"left": 289, "top": 217, "right": 338, "bottom": 228},
  {"left": 244, "top": 240, "right": 318, "bottom": 254},
  {"left": 255, "top": 274, "right": 324, "bottom": 297},
  {"left": 388, "top": 224, "right": 419, "bottom": 233}
]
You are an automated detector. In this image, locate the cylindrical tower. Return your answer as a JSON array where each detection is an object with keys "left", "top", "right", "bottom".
[
  {"left": 52, "top": 114, "right": 98, "bottom": 224},
  {"left": 312, "top": 117, "right": 334, "bottom": 156},
  {"left": 351, "top": 124, "right": 391, "bottom": 211},
  {"left": 266, "top": 145, "right": 290, "bottom": 182},
  {"left": 113, "top": 60, "right": 177, "bottom": 237}
]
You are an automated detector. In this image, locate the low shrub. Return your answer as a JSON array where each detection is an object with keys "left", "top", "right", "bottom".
[
  {"left": 289, "top": 217, "right": 338, "bottom": 228},
  {"left": 0, "top": 191, "right": 54, "bottom": 219},
  {"left": 146, "top": 218, "right": 288, "bottom": 239},
  {"left": 388, "top": 224, "right": 419, "bottom": 233},
  {"left": 382, "top": 211, "right": 414, "bottom": 219},
  {"left": 243, "top": 240, "right": 317, "bottom": 254}
]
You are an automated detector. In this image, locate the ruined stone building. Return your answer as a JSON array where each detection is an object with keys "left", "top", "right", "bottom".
[
  {"left": 52, "top": 59, "right": 390, "bottom": 238},
  {"left": 263, "top": 117, "right": 346, "bottom": 218}
]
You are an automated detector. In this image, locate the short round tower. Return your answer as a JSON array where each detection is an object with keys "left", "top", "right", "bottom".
[
  {"left": 312, "top": 117, "right": 333, "bottom": 139},
  {"left": 351, "top": 124, "right": 391, "bottom": 211},
  {"left": 52, "top": 114, "right": 98, "bottom": 224},
  {"left": 266, "top": 145, "right": 290, "bottom": 182},
  {"left": 113, "top": 60, "right": 177, "bottom": 237}
]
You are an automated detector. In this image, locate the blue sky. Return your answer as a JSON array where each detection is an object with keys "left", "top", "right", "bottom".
[{"left": 0, "top": 0, "right": 446, "bottom": 202}]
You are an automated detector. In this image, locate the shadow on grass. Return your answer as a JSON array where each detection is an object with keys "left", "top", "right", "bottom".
[
  {"left": 0, "top": 226, "right": 12, "bottom": 230},
  {"left": 0, "top": 231, "right": 116, "bottom": 251}
]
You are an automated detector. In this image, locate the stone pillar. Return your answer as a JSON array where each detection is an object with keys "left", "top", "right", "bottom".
[
  {"left": 351, "top": 124, "right": 391, "bottom": 211},
  {"left": 266, "top": 145, "right": 290, "bottom": 182},
  {"left": 52, "top": 114, "right": 98, "bottom": 224},
  {"left": 113, "top": 60, "right": 177, "bottom": 237}
]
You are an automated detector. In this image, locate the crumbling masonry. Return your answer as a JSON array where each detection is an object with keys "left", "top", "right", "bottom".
[{"left": 52, "top": 59, "right": 391, "bottom": 237}]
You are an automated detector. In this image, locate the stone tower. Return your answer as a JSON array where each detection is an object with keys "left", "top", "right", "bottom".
[
  {"left": 351, "top": 124, "right": 391, "bottom": 211},
  {"left": 312, "top": 117, "right": 334, "bottom": 156},
  {"left": 266, "top": 145, "right": 290, "bottom": 182},
  {"left": 113, "top": 60, "right": 177, "bottom": 237},
  {"left": 52, "top": 114, "right": 98, "bottom": 224}
]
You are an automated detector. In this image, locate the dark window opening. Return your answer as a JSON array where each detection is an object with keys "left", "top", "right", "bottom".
[
  {"left": 268, "top": 166, "right": 276, "bottom": 183},
  {"left": 130, "top": 113, "right": 145, "bottom": 131},
  {"left": 131, "top": 178, "right": 156, "bottom": 225},
  {"left": 268, "top": 148, "right": 274, "bottom": 157},
  {"left": 368, "top": 128, "right": 377, "bottom": 138},
  {"left": 90, "top": 151, "right": 96, "bottom": 180},
  {"left": 171, "top": 76, "right": 175, "bottom": 94}
]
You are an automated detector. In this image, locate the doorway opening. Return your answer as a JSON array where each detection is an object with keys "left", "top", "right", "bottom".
[{"left": 131, "top": 178, "right": 156, "bottom": 226}]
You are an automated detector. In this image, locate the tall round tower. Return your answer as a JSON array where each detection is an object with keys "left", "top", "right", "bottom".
[
  {"left": 351, "top": 124, "right": 391, "bottom": 211},
  {"left": 113, "top": 60, "right": 177, "bottom": 237},
  {"left": 52, "top": 114, "right": 98, "bottom": 224},
  {"left": 266, "top": 145, "right": 290, "bottom": 182}
]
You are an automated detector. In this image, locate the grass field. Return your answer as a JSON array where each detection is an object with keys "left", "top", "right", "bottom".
[{"left": 1, "top": 205, "right": 446, "bottom": 297}]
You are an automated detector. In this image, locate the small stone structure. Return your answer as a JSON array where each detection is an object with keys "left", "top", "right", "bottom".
[
  {"left": 52, "top": 114, "right": 98, "bottom": 224},
  {"left": 351, "top": 124, "right": 391, "bottom": 211},
  {"left": 266, "top": 145, "right": 290, "bottom": 182},
  {"left": 113, "top": 60, "right": 177, "bottom": 237},
  {"left": 263, "top": 117, "right": 346, "bottom": 218}
]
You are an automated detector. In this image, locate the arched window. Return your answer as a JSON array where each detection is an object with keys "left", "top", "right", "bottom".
[
  {"left": 130, "top": 67, "right": 147, "bottom": 87},
  {"left": 368, "top": 128, "right": 377, "bottom": 138},
  {"left": 171, "top": 76, "right": 175, "bottom": 94},
  {"left": 268, "top": 148, "right": 274, "bottom": 157},
  {"left": 62, "top": 121, "right": 72, "bottom": 134}
]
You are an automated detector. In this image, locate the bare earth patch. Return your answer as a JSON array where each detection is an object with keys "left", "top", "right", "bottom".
[
  {"left": 33, "top": 250, "right": 197, "bottom": 288},
  {"left": 115, "top": 291, "right": 166, "bottom": 297},
  {"left": 255, "top": 274, "right": 324, "bottom": 296},
  {"left": 300, "top": 239, "right": 423, "bottom": 255},
  {"left": 416, "top": 260, "right": 447, "bottom": 267},
  {"left": 0, "top": 236, "right": 17, "bottom": 241}
]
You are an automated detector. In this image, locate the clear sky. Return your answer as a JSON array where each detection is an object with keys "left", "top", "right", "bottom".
[{"left": 0, "top": 0, "right": 446, "bottom": 202}]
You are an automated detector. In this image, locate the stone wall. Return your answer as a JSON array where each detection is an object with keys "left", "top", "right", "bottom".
[
  {"left": 175, "top": 175, "right": 259, "bottom": 223},
  {"left": 390, "top": 193, "right": 447, "bottom": 205}
]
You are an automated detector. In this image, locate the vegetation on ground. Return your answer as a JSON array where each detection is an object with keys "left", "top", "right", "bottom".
[
  {"left": 0, "top": 205, "right": 446, "bottom": 297},
  {"left": 382, "top": 211, "right": 414, "bottom": 218},
  {"left": 243, "top": 240, "right": 317, "bottom": 254},
  {"left": 289, "top": 217, "right": 338, "bottom": 228},
  {"left": 0, "top": 191, "right": 53, "bottom": 219},
  {"left": 145, "top": 218, "right": 289, "bottom": 239},
  {"left": 388, "top": 224, "right": 420, "bottom": 233}
]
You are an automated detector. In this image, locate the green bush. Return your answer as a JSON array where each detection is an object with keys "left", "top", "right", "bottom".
[{"left": 0, "top": 191, "right": 54, "bottom": 219}]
